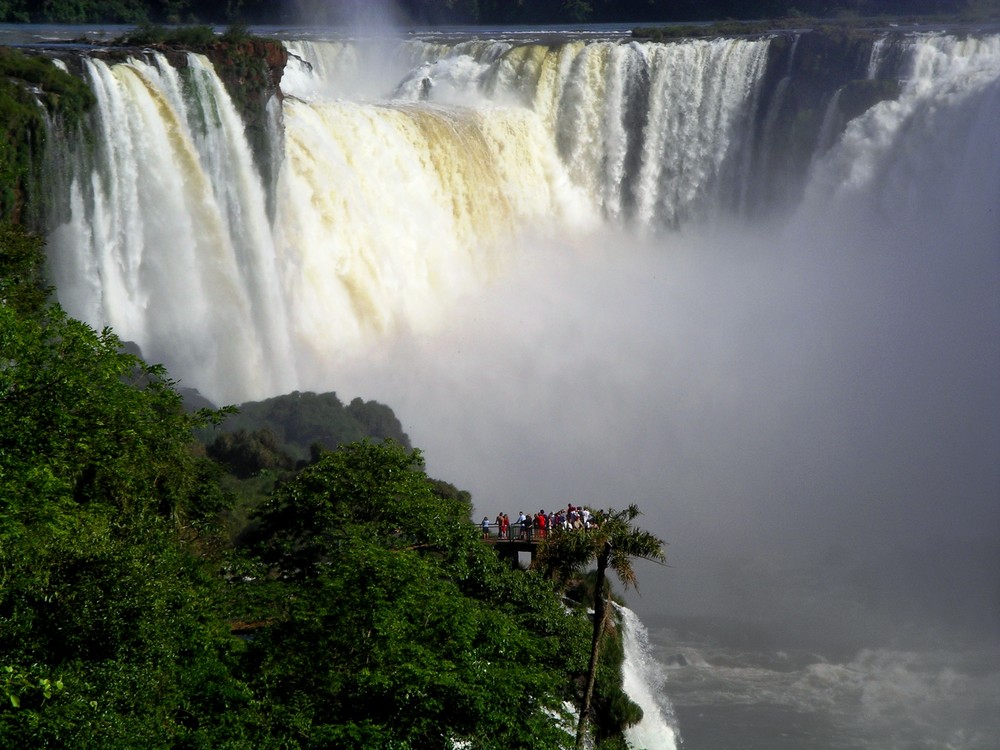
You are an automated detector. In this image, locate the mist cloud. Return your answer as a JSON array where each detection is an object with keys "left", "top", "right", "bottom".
[
  {"left": 322, "top": 185, "right": 999, "bottom": 648},
  {"left": 289, "top": 0, "right": 406, "bottom": 31}
]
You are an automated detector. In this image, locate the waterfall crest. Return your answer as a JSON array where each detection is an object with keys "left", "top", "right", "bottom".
[{"left": 44, "top": 31, "right": 1000, "bottom": 404}]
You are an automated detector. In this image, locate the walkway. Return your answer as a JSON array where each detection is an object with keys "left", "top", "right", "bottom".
[{"left": 476, "top": 523, "right": 547, "bottom": 565}]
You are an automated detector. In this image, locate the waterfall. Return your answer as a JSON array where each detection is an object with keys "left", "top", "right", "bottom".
[
  {"left": 631, "top": 38, "right": 770, "bottom": 227},
  {"left": 48, "top": 40, "right": 595, "bottom": 402},
  {"left": 271, "top": 98, "right": 589, "bottom": 352},
  {"left": 867, "top": 35, "right": 888, "bottom": 79},
  {"left": 391, "top": 37, "right": 772, "bottom": 225},
  {"left": 47, "top": 52, "right": 296, "bottom": 401},
  {"left": 803, "top": 33, "right": 1000, "bottom": 222},
  {"left": 618, "top": 605, "right": 680, "bottom": 750},
  {"left": 43, "top": 31, "right": 1000, "bottom": 406},
  {"left": 813, "top": 87, "right": 845, "bottom": 162}
]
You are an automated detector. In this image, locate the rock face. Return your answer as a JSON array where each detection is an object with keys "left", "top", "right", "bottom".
[
  {"left": 0, "top": 48, "right": 95, "bottom": 225},
  {"left": 203, "top": 41, "right": 287, "bottom": 124},
  {"left": 81, "top": 36, "right": 288, "bottom": 202},
  {"left": 201, "top": 38, "right": 288, "bottom": 196},
  {"left": 742, "top": 28, "right": 904, "bottom": 213},
  {"left": 0, "top": 36, "right": 289, "bottom": 227}
]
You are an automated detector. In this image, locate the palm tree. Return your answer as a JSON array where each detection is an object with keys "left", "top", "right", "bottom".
[{"left": 536, "top": 504, "right": 666, "bottom": 750}]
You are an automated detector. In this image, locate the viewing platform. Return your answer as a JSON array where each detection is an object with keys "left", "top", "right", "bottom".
[{"left": 477, "top": 523, "right": 547, "bottom": 566}]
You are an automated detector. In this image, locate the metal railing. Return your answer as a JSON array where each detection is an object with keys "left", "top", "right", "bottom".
[{"left": 475, "top": 522, "right": 552, "bottom": 543}]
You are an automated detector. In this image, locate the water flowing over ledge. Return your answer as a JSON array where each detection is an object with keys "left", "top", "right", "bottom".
[
  {"left": 42, "top": 30, "right": 1000, "bottom": 404},
  {"left": 618, "top": 605, "right": 680, "bottom": 750}
]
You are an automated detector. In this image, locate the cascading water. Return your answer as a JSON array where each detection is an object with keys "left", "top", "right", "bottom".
[
  {"left": 45, "top": 32, "right": 798, "bottom": 403},
  {"left": 44, "top": 31, "right": 1000, "bottom": 404},
  {"left": 47, "top": 52, "right": 297, "bottom": 401},
  {"left": 48, "top": 38, "right": 600, "bottom": 402},
  {"left": 618, "top": 605, "right": 680, "bottom": 750},
  {"left": 37, "top": 27, "right": 1000, "bottom": 750}
]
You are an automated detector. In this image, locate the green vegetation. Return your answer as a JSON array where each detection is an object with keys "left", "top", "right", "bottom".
[
  {"left": 534, "top": 506, "right": 666, "bottom": 749},
  {"left": 0, "top": 226, "right": 654, "bottom": 748},
  {"left": 209, "top": 390, "right": 410, "bottom": 464},
  {"left": 0, "top": 228, "right": 241, "bottom": 746},
  {"left": 0, "top": 223, "right": 50, "bottom": 314},
  {"left": 0, "top": 48, "right": 95, "bottom": 225},
  {"left": 202, "top": 389, "right": 413, "bottom": 542},
  {"left": 240, "top": 439, "right": 593, "bottom": 748},
  {"left": 0, "top": 0, "right": 157, "bottom": 24}
]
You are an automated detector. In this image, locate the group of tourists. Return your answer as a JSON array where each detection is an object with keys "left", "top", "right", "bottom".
[{"left": 480, "top": 504, "right": 598, "bottom": 541}]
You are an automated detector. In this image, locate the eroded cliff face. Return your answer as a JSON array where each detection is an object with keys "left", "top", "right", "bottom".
[
  {"left": 0, "top": 48, "right": 95, "bottom": 225},
  {"left": 744, "top": 28, "right": 905, "bottom": 213},
  {"left": 200, "top": 38, "right": 288, "bottom": 189},
  {"left": 89, "top": 37, "right": 288, "bottom": 194},
  {"left": 1, "top": 36, "right": 289, "bottom": 226}
]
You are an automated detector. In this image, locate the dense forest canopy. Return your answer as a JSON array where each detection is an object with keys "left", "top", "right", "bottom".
[
  {"left": 0, "top": 0, "right": 993, "bottom": 25},
  {"left": 210, "top": 390, "right": 411, "bottom": 463}
]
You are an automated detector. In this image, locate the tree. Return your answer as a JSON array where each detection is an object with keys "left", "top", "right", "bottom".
[
  {"left": 562, "top": 0, "right": 593, "bottom": 22},
  {"left": 210, "top": 391, "right": 411, "bottom": 464},
  {"left": 242, "top": 440, "right": 589, "bottom": 748},
  {"left": 247, "top": 440, "right": 467, "bottom": 574},
  {"left": 0, "top": 224, "right": 50, "bottom": 314},
  {"left": 0, "top": 304, "right": 227, "bottom": 529},
  {"left": 535, "top": 505, "right": 665, "bottom": 750},
  {"left": 207, "top": 427, "right": 296, "bottom": 479},
  {"left": 573, "top": 506, "right": 664, "bottom": 750},
  {"left": 0, "top": 228, "right": 247, "bottom": 747}
]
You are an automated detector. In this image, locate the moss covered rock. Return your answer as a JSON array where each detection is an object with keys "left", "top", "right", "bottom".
[{"left": 0, "top": 48, "right": 95, "bottom": 224}]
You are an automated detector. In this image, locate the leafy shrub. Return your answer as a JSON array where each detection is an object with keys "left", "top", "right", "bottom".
[{"left": 117, "top": 22, "right": 217, "bottom": 47}]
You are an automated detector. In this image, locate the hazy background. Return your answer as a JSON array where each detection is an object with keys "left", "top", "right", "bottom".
[
  {"left": 323, "top": 83, "right": 1000, "bottom": 651},
  {"left": 329, "top": 216, "right": 998, "bottom": 650}
]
